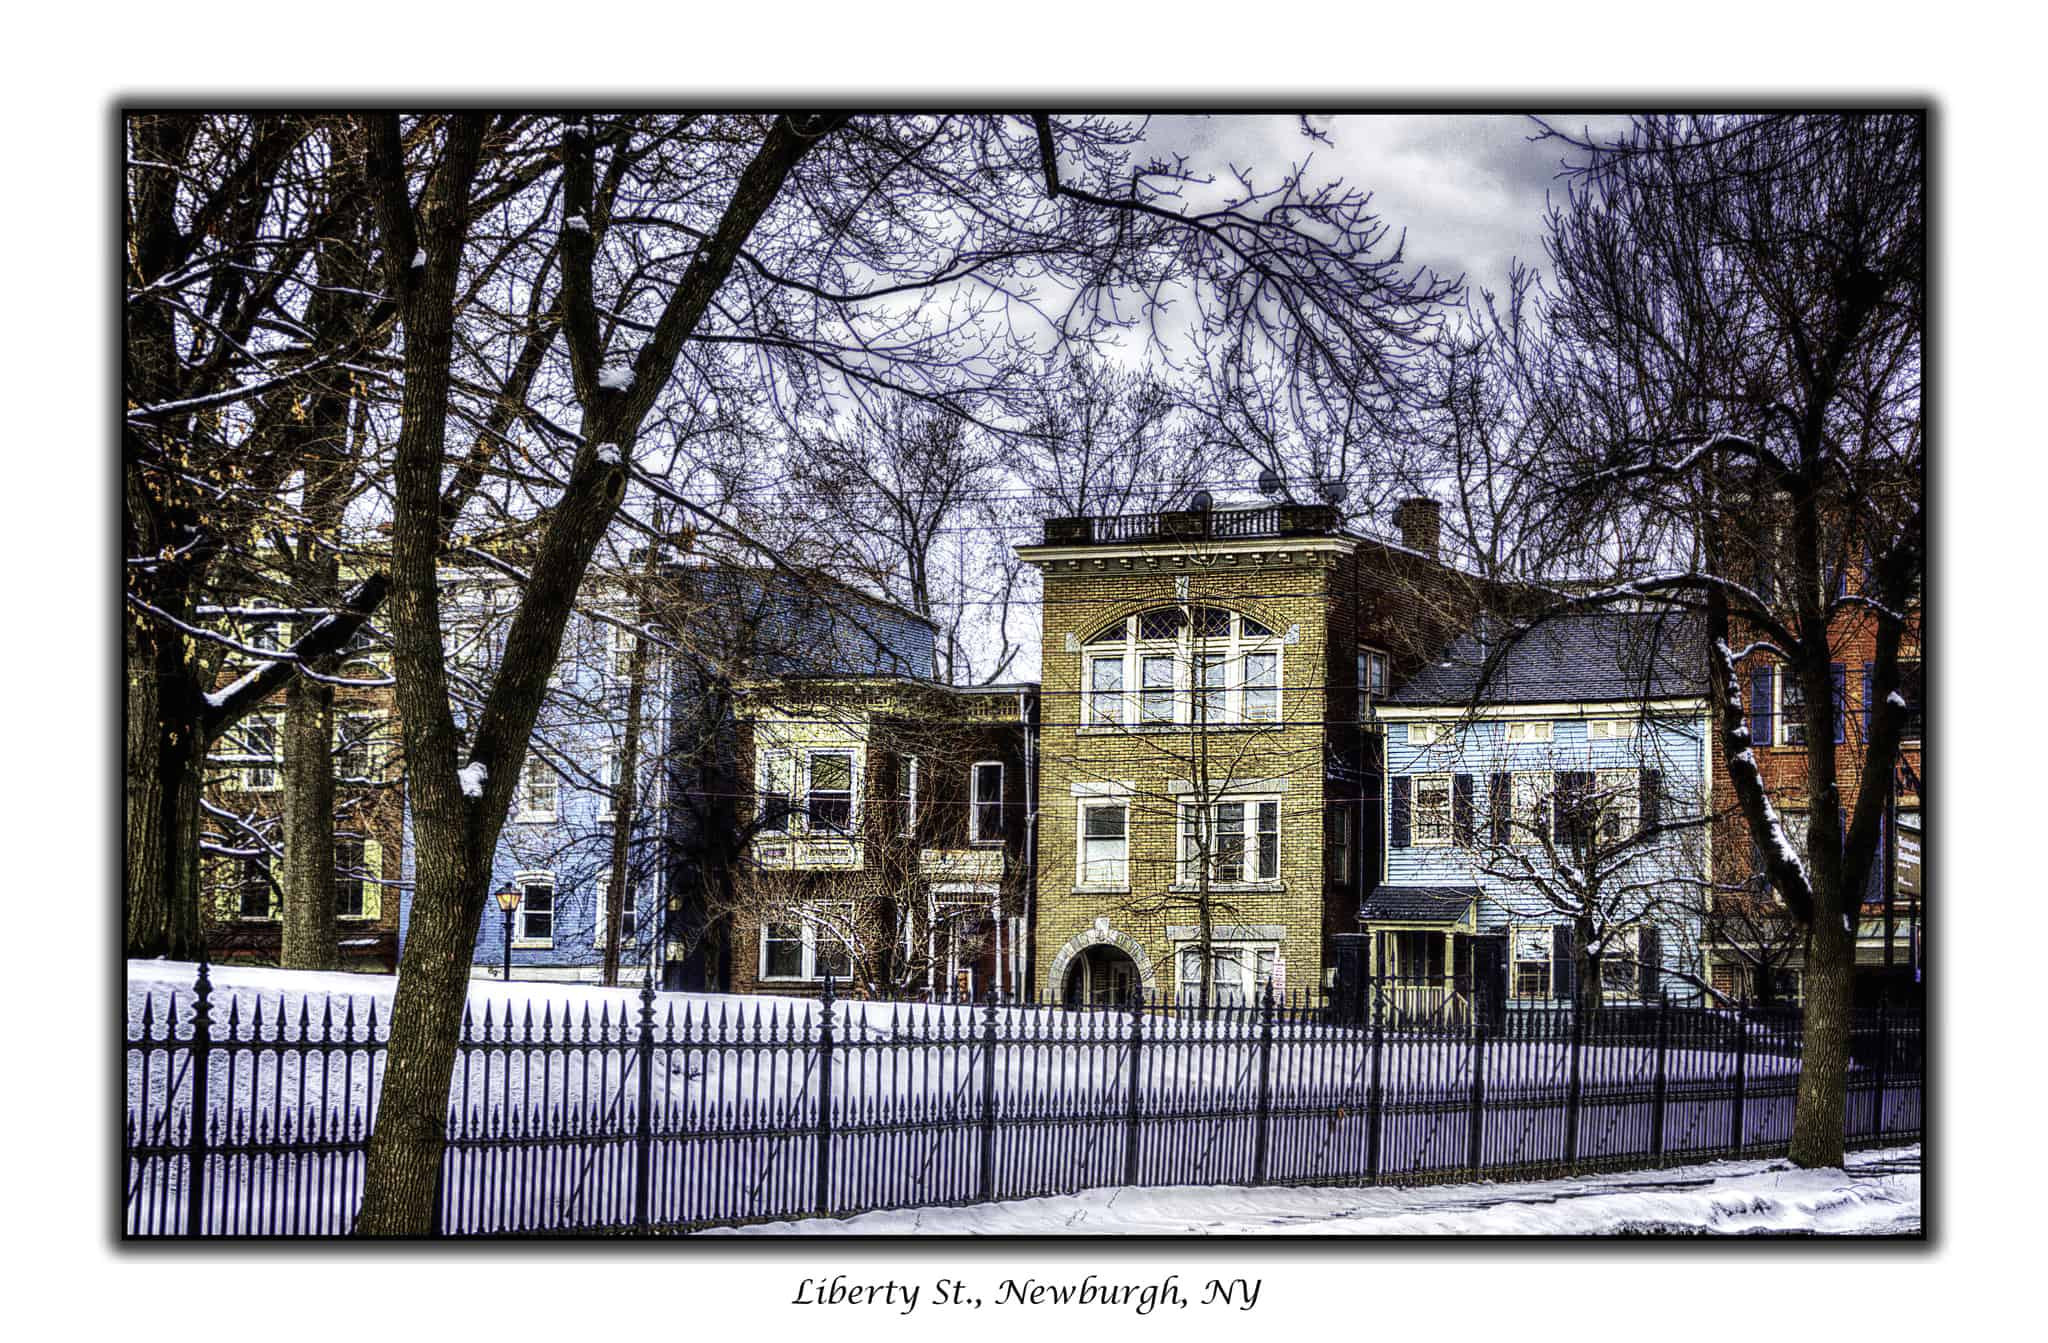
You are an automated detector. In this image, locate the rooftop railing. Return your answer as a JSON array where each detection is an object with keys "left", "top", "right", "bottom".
[{"left": 1042, "top": 503, "right": 1340, "bottom": 546}]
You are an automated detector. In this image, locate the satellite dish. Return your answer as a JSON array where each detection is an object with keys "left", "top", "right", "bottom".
[
  {"left": 1256, "top": 468, "right": 1285, "bottom": 498},
  {"left": 1317, "top": 477, "right": 1348, "bottom": 505},
  {"left": 1189, "top": 489, "right": 1214, "bottom": 512}
]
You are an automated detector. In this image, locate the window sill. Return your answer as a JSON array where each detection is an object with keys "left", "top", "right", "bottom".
[
  {"left": 1079, "top": 722, "right": 1279, "bottom": 736},
  {"left": 511, "top": 939, "right": 553, "bottom": 951},
  {"left": 1072, "top": 885, "right": 1130, "bottom": 896},
  {"left": 513, "top": 813, "right": 558, "bottom": 825},
  {"left": 1168, "top": 881, "right": 1284, "bottom": 895}
]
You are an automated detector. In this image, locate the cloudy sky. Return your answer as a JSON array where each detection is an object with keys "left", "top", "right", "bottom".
[{"left": 1140, "top": 113, "right": 1636, "bottom": 299}]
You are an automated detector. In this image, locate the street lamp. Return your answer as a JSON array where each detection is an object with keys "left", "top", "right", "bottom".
[{"left": 495, "top": 885, "right": 521, "bottom": 983}]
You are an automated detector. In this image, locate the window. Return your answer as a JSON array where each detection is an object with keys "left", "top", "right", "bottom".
[
  {"left": 592, "top": 870, "right": 639, "bottom": 945},
  {"left": 517, "top": 876, "right": 554, "bottom": 945},
  {"left": 334, "top": 836, "right": 365, "bottom": 919},
  {"left": 806, "top": 751, "right": 854, "bottom": 834},
  {"left": 607, "top": 621, "right": 637, "bottom": 680},
  {"left": 519, "top": 755, "right": 558, "bottom": 821},
  {"left": 901, "top": 755, "right": 919, "bottom": 836},
  {"left": 1079, "top": 801, "right": 1129, "bottom": 887},
  {"left": 1587, "top": 718, "right": 1638, "bottom": 741},
  {"left": 1510, "top": 924, "right": 1551, "bottom": 1000},
  {"left": 1089, "top": 655, "right": 1126, "bottom": 724},
  {"left": 759, "top": 905, "right": 853, "bottom": 981},
  {"left": 597, "top": 744, "right": 619, "bottom": 818},
  {"left": 1411, "top": 774, "right": 1452, "bottom": 846},
  {"left": 1407, "top": 721, "right": 1447, "bottom": 746},
  {"left": 242, "top": 600, "right": 288, "bottom": 655},
  {"left": 239, "top": 715, "right": 281, "bottom": 792},
  {"left": 1179, "top": 798, "right": 1281, "bottom": 883},
  {"left": 757, "top": 749, "right": 795, "bottom": 832},
  {"left": 1511, "top": 772, "right": 1549, "bottom": 845},
  {"left": 1140, "top": 654, "right": 1176, "bottom": 723},
  {"left": 1081, "top": 606, "right": 1282, "bottom": 728},
  {"left": 1325, "top": 804, "right": 1352, "bottom": 884},
  {"left": 334, "top": 714, "right": 376, "bottom": 781},
  {"left": 969, "top": 762, "right": 1004, "bottom": 843},
  {"left": 1595, "top": 769, "right": 1639, "bottom": 843},
  {"left": 236, "top": 856, "right": 273, "bottom": 920},
  {"left": 1780, "top": 670, "right": 1808, "bottom": 747},
  {"left": 1552, "top": 771, "right": 1596, "bottom": 852},
  {"left": 1357, "top": 648, "right": 1389, "bottom": 721},
  {"left": 1504, "top": 720, "right": 1553, "bottom": 744},
  {"left": 1174, "top": 941, "right": 1277, "bottom": 1006},
  {"left": 1897, "top": 659, "right": 1924, "bottom": 741}
]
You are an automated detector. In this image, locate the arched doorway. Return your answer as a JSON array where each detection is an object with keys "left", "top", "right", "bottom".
[{"left": 1063, "top": 943, "right": 1139, "bottom": 1007}]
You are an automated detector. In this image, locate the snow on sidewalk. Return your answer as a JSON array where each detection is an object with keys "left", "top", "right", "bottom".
[{"left": 706, "top": 1146, "right": 1921, "bottom": 1236}]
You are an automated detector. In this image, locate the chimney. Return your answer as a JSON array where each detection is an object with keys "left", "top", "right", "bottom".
[{"left": 1393, "top": 497, "right": 1441, "bottom": 559}]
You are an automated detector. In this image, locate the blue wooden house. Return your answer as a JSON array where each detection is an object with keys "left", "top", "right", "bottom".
[{"left": 1364, "top": 610, "right": 1711, "bottom": 1021}]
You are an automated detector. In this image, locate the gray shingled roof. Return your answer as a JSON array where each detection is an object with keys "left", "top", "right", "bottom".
[
  {"left": 1362, "top": 886, "right": 1479, "bottom": 923},
  {"left": 1387, "top": 610, "right": 1705, "bottom": 707}
]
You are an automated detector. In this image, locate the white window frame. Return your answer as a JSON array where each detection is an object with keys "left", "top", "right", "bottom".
[
  {"left": 1595, "top": 768, "right": 1639, "bottom": 843},
  {"left": 757, "top": 747, "right": 796, "bottom": 834},
  {"left": 804, "top": 748, "right": 858, "bottom": 836},
  {"left": 1411, "top": 773, "right": 1453, "bottom": 847},
  {"left": 240, "top": 597, "right": 289, "bottom": 657},
  {"left": 1080, "top": 607, "right": 1284, "bottom": 729},
  {"left": 1407, "top": 721, "right": 1448, "bottom": 746},
  {"left": 969, "top": 760, "right": 1005, "bottom": 845},
  {"left": 516, "top": 754, "right": 558, "bottom": 823},
  {"left": 1511, "top": 772, "right": 1549, "bottom": 846},
  {"left": 757, "top": 903, "right": 855, "bottom": 982},
  {"left": 1171, "top": 939, "right": 1278, "bottom": 1006},
  {"left": 592, "top": 868, "right": 639, "bottom": 947},
  {"left": 1777, "top": 666, "right": 1808, "bottom": 748},
  {"left": 236, "top": 713, "right": 282, "bottom": 792},
  {"left": 1076, "top": 799, "right": 1130, "bottom": 889},
  {"left": 334, "top": 712, "right": 379, "bottom": 782},
  {"left": 901, "top": 754, "right": 920, "bottom": 837},
  {"left": 514, "top": 871, "right": 555, "bottom": 947},
  {"left": 1177, "top": 795, "right": 1283, "bottom": 884},
  {"left": 1587, "top": 718, "right": 1639, "bottom": 741},
  {"left": 1599, "top": 925, "right": 1643, "bottom": 999},
  {"left": 446, "top": 620, "right": 487, "bottom": 680},
  {"left": 597, "top": 743, "right": 619, "bottom": 819},
  {"left": 1509, "top": 923, "right": 1552, "bottom": 1000},
  {"left": 1504, "top": 720, "right": 1553, "bottom": 744},
  {"left": 607, "top": 619, "right": 639, "bottom": 681},
  {"left": 333, "top": 834, "right": 367, "bottom": 920}
]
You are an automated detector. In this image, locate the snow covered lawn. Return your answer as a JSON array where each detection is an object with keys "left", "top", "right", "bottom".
[{"left": 707, "top": 1145, "right": 1921, "bottom": 1236}]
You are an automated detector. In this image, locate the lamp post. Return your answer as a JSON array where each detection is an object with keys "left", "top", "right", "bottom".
[{"left": 495, "top": 885, "right": 521, "bottom": 983}]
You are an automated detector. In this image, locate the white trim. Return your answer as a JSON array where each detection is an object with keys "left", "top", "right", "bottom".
[
  {"left": 1410, "top": 773, "right": 1454, "bottom": 847},
  {"left": 968, "top": 760, "right": 1004, "bottom": 845},
  {"left": 1176, "top": 794, "right": 1284, "bottom": 883},
  {"left": 1015, "top": 535, "right": 1359, "bottom": 564},
  {"left": 1075, "top": 796, "right": 1130, "bottom": 890},
  {"left": 1075, "top": 605, "right": 1286, "bottom": 730},
  {"left": 1069, "top": 779, "right": 1135, "bottom": 798},
  {"left": 513, "top": 870, "right": 555, "bottom": 947},
  {"left": 1375, "top": 697, "right": 1709, "bottom": 721},
  {"left": 757, "top": 902, "right": 855, "bottom": 983},
  {"left": 514, "top": 753, "right": 559, "bottom": 823}
]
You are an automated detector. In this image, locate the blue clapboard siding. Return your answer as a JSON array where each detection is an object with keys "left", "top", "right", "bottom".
[{"left": 1378, "top": 709, "right": 1710, "bottom": 1000}]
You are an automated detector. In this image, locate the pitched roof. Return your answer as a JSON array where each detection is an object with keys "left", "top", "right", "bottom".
[
  {"left": 1386, "top": 610, "right": 1706, "bottom": 707},
  {"left": 1361, "top": 885, "right": 1479, "bottom": 923}
]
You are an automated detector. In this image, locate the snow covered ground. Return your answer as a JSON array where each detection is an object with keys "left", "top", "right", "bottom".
[{"left": 707, "top": 1145, "right": 1921, "bottom": 1236}]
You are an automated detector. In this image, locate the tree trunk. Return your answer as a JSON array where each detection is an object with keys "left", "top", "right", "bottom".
[
  {"left": 1790, "top": 867, "right": 1854, "bottom": 1167},
  {"left": 279, "top": 672, "right": 338, "bottom": 969},
  {"left": 354, "top": 836, "right": 489, "bottom": 1233},
  {"left": 601, "top": 624, "right": 649, "bottom": 987},
  {"left": 128, "top": 619, "right": 207, "bottom": 960},
  {"left": 125, "top": 620, "right": 166, "bottom": 956}
]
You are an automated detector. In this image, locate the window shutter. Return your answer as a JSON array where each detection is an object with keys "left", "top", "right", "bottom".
[
  {"left": 1748, "top": 665, "right": 1774, "bottom": 746},
  {"left": 1637, "top": 926, "right": 1662, "bottom": 1000},
  {"left": 1831, "top": 663, "right": 1847, "bottom": 744},
  {"left": 1390, "top": 776, "right": 1411, "bottom": 849},
  {"left": 1861, "top": 664, "right": 1873, "bottom": 741},
  {"left": 1453, "top": 774, "right": 1475, "bottom": 846},
  {"left": 362, "top": 838, "right": 383, "bottom": 921},
  {"left": 1489, "top": 772, "right": 1512, "bottom": 846},
  {"left": 1551, "top": 924, "right": 1575, "bottom": 1002},
  {"left": 1639, "top": 769, "right": 1662, "bottom": 832}
]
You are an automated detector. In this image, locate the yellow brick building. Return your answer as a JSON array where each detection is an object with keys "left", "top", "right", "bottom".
[{"left": 1016, "top": 500, "right": 1478, "bottom": 1006}]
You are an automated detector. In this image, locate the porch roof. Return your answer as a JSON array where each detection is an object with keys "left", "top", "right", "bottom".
[{"left": 1361, "top": 885, "right": 1480, "bottom": 924}]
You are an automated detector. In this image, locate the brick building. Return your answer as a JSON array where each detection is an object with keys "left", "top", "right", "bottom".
[{"left": 1015, "top": 498, "right": 1486, "bottom": 1005}]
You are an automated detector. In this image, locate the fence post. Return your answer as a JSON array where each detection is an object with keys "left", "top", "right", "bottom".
[
  {"left": 1253, "top": 980, "right": 1276, "bottom": 1185},
  {"left": 1729, "top": 994, "right": 1749, "bottom": 1152},
  {"left": 1872, "top": 999, "right": 1891, "bottom": 1139},
  {"left": 1365, "top": 974, "right": 1385, "bottom": 1184},
  {"left": 813, "top": 973, "right": 836, "bottom": 1218},
  {"left": 183, "top": 959, "right": 213, "bottom": 1238},
  {"left": 1122, "top": 989, "right": 1145, "bottom": 1187},
  {"left": 1563, "top": 1000, "right": 1585, "bottom": 1168},
  {"left": 1649, "top": 993, "right": 1671, "bottom": 1162},
  {"left": 977, "top": 989, "right": 1000, "bottom": 1203},
  {"left": 634, "top": 976, "right": 656, "bottom": 1230},
  {"left": 1466, "top": 1007, "right": 1487, "bottom": 1173}
]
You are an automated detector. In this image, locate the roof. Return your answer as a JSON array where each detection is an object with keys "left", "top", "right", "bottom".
[
  {"left": 1387, "top": 610, "right": 1706, "bottom": 707},
  {"left": 1362, "top": 885, "right": 1480, "bottom": 923}
]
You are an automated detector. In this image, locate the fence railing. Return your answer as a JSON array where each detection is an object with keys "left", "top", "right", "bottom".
[{"left": 124, "top": 965, "right": 1922, "bottom": 1236}]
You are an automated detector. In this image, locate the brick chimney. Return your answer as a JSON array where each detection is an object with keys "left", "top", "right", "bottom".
[{"left": 1392, "top": 497, "right": 1441, "bottom": 559}]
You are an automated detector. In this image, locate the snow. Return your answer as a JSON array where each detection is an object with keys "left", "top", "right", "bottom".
[
  {"left": 409, "top": 249, "right": 425, "bottom": 269},
  {"left": 593, "top": 441, "right": 621, "bottom": 466},
  {"left": 1887, "top": 690, "right": 1907, "bottom": 708},
  {"left": 1732, "top": 748, "right": 1756, "bottom": 767},
  {"left": 457, "top": 761, "right": 487, "bottom": 797},
  {"left": 598, "top": 366, "right": 631, "bottom": 391},
  {"left": 708, "top": 1146, "right": 1921, "bottom": 1236},
  {"left": 564, "top": 213, "right": 590, "bottom": 233}
]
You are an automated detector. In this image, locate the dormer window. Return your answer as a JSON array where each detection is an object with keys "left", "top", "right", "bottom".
[{"left": 1080, "top": 605, "right": 1285, "bottom": 728}]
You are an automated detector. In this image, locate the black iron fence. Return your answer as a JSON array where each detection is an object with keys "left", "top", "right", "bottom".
[{"left": 125, "top": 965, "right": 1921, "bottom": 1236}]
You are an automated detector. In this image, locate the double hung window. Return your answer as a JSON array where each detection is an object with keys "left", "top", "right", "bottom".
[
  {"left": 1079, "top": 801, "right": 1129, "bottom": 887},
  {"left": 1081, "top": 607, "right": 1285, "bottom": 727},
  {"left": 1179, "top": 798, "right": 1281, "bottom": 883}
]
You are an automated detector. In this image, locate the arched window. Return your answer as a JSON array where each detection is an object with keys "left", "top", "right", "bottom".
[{"left": 1081, "top": 605, "right": 1283, "bottom": 727}]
